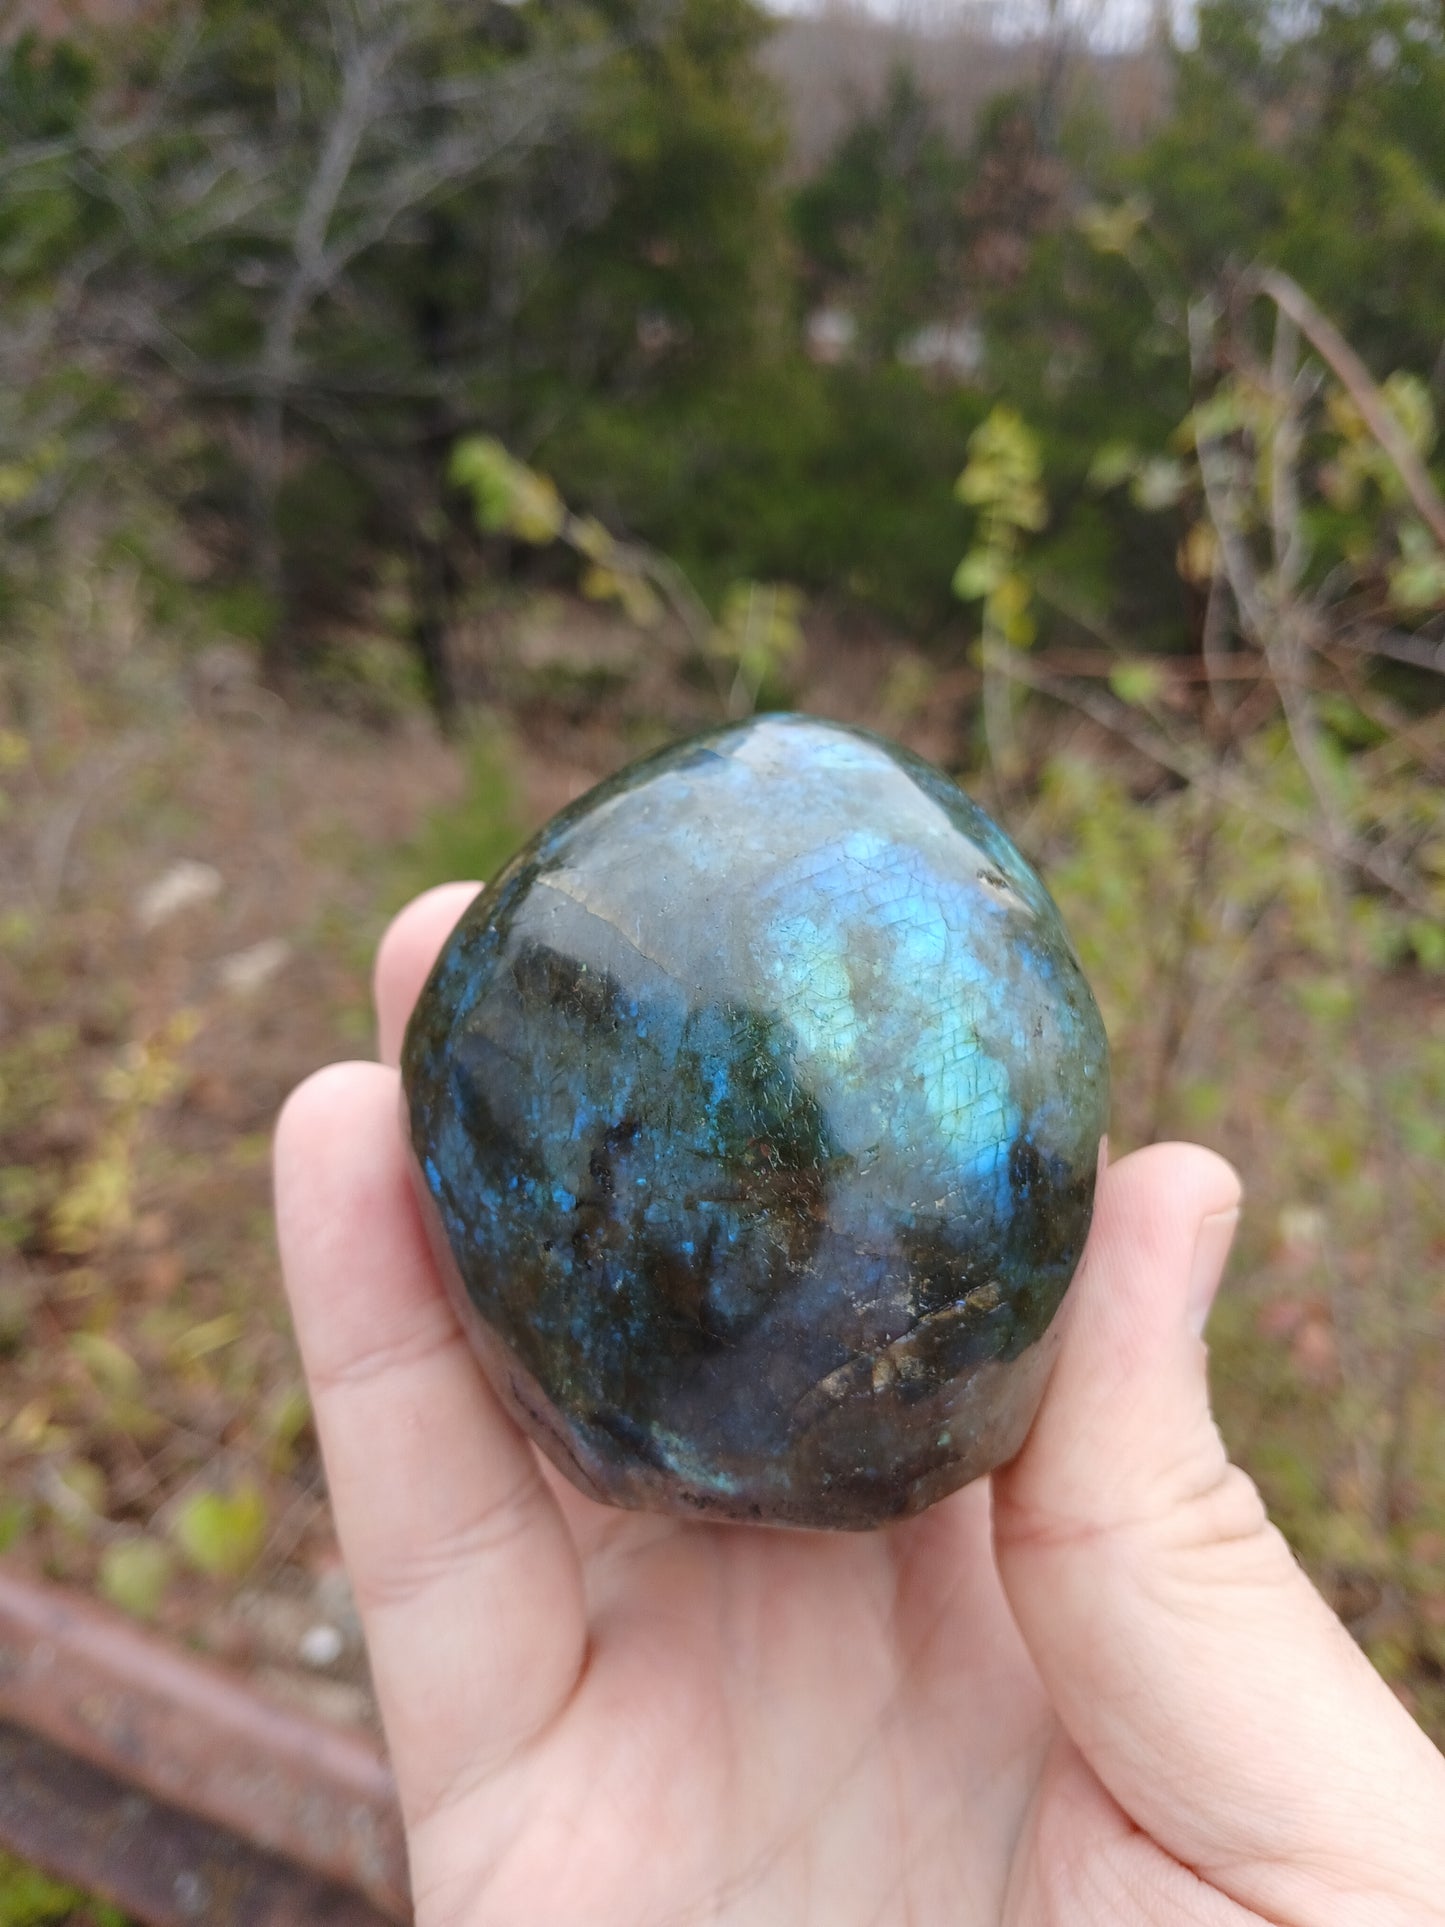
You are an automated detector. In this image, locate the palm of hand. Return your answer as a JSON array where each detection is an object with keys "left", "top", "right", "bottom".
[
  {"left": 392, "top": 1465, "right": 1233, "bottom": 1927},
  {"left": 413, "top": 1486, "right": 1051, "bottom": 1924},
  {"left": 275, "top": 886, "right": 1445, "bottom": 1927}
]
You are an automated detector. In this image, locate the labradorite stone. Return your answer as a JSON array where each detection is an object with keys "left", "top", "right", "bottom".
[{"left": 402, "top": 715, "right": 1109, "bottom": 1530}]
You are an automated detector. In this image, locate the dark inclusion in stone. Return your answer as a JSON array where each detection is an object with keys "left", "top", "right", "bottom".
[{"left": 401, "top": 715, "right": 1109, "bottom": 1530}]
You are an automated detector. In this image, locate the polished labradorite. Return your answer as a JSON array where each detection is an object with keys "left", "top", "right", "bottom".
[{"left": 402, "top": 716, "right": 1109, "bottom": 1529}]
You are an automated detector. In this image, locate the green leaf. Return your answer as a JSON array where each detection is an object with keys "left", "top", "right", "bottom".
[
  {"left": 100, "top": 1537, "right": 173, "bottom": 1620},
  {"left": 261, "top": 1382, "right": 311, "bottom": 1474},
  {"left": 990, "top": 571, "right": 1037, "bottom": 647},
  {"left": 449, "top": 437, "right": 564, "bottom": 544},
  {"left": 0, "top": 1495, "right": 33, "bottom": 1555},
  {"left": 1388, "top": 531, "right": 1445, "bottom": 612},
  {"left": 171, "top": 1482, "right": 267, "bottom": 1581},
  {"left": 951, "top": 550, "right": 1002, "bottom": 600},
  {"left": 1109, "top": 660, "right": 1167, "bottom": 706},
  {"left": 70, "top": 1331, "right": 141, "bottom": 1398},
  {"left": 448, "top": 435, "right": 518, "bottom": 529},
  {"left": 1176, "top": 520, "right": 1218, "bottom": 585},
  {"left": 0, "top": 1849, "right": 128, "bottom": 1927},
  {"left": 1077, "top": 195, "right": 1149, "bottom": 255},
  {"left": 1380, "top": 371, "right": 1436, "bottom": 459},
  {"left": 1087, "top": 442, "right": 1140, "bottom": 491},
  {"left": 507, "top": 472, "right": 566, "bottom": 546},
  {"left": 1409, "top": 917, "right": 1445, "bottom": 972},
  {"left": 1186, "top": 388, "right": 1250, "bottom": 445},
  {"left": 570, "top": 515, "right": 615, "bottom": 563},
  {"left": 1011, "top": 483, "right": 1049, "bottom": 533},
  {"left": 579, "top": 562, "right": 661, "bottom": 625},
  {"left": 1316, "top": 694, "right": 1386, "bottom": 749},
  {"left": 172, "top": 1312, "right": 242, "bottom": 1365},
  {"left": 956, "top": 406, "right": 1047, "bottom": 528}
]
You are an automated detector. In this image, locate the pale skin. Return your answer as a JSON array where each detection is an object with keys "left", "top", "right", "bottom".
[{"left": 274, "top": 883, "right": 1445, "bottom": 1927}]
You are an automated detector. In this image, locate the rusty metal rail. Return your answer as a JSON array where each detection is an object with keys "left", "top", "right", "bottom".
[
  {"left": 0, "top": 1564, "right": 410, "bottom": 1924},
  {"left": 0, "top": 1722, "right": 396, "bottom": 1926}
]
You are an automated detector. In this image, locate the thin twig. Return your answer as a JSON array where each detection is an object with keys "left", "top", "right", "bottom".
[
  {"left": 988, "top": 648, "right": 1436, "bottom": 916},
  {"left": 31, "top": 735, "right": 154, "bottom": 912},
  {"left": 1244, "top": 268, "right": 1445, "bottom": 550},
  {"left": 1333, "top": 624, "right": 1445, "bottom": 677}
]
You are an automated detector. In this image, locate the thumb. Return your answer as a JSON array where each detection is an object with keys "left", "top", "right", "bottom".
[{"left": 994, "top": 1141, "right": 1445, "bottom": 1925}]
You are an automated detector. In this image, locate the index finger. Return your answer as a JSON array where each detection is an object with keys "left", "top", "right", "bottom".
[{"left": 374, "top": 883, "right": 481, "bottom": 1065}]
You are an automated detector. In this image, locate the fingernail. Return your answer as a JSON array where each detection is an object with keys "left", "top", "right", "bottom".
[{"left": 1188, "top": 1207, "right": 1240, "bottom": 1336}]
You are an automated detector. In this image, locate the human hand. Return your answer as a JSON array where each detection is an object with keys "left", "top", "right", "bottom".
[{"left": 274, "top": 883, "right": 1445, "bottom": 1926}]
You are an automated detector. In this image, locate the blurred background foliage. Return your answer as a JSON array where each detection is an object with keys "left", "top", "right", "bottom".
[
  {"left": 2, "top": 0, "right": 1438, "bottom": 672},
  {"left": 0, "top": 4, "right": 1442, "bottom": 1883}
]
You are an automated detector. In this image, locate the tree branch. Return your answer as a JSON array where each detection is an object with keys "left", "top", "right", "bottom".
[{"left": 1245, "top": 266, "right": 1445, "bottom": 550}]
